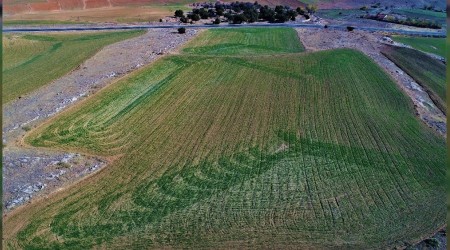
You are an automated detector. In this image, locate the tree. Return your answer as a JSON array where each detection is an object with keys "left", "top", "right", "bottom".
[
  {"left": 306, "top": 4, "right": 317, "bottom": 14},
  {"left": 178, "top": 27, "right": 186, "bottom": 34},
  {"left": 346, "top": 26, "right": 354, "bottom": 31},
  {"left": 208, "top": 9, "right": 216, "bottom": 18},
  {"left": 231, "top": 14, "right": 247, "bottom": 24},
  {"left": 244, "top": 8, "right": 259, "bottom": 22},
  {"left": 216, "top": 5, "right": 225, "bottom": 16},
  {"left": 296, "top": 6, "right": 305, "bottom": 15},
  {"left": 199, "top": 8, "right": 209, "bottom": 19},
  {"left": 274, "top": 12, "right": 288, "bottom": 22},
  {"left": 275, "top": 5, "right": 285, "bottom": 14},
  {"left": 287, "top": 9, "right": 298, "bottom": 20},
  {"left": 174, "top": 9, "right": 184, "bottom": 17},
  {"left": 213, "top": 18, "right": 221, "bottom": 24},
  {"left": 189, "top": 13, "right": 200, "bottom": 21},
  {"left": 180, "top": 17, "right": 188, "bottom": 23}
]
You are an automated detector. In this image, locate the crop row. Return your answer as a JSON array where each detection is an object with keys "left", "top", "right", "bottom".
[{"left": 5, "top": 29, "right": 446, "bottom": 249}]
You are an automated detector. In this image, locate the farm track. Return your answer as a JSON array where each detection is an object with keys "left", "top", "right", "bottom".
[
  {"left": 3, "top": 28, "right": 446, "bottom": 249},
  {"left": 2, "top": 28, "right": 200, "bottom": 211}
]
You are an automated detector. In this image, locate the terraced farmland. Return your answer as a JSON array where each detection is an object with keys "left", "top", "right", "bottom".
[
  {"left": 392, "top": 35, "right": 446, "bottom": 58},
  {"left": 381, "top": 45, "right": 446, "bottom": 113},
  {"left": 3, "top": 28, "right": 446, "bottom": 249},
  {"left": 2, "top": 30, "right": 144, "bottom": 104}
]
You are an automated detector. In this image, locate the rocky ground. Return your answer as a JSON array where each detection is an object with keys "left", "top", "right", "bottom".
[
  {"left": 2, "top": 28, "right": 200, "bottom": 212},
  {"left": 296, "top": 28, "right": 446, "bottom": 137}
]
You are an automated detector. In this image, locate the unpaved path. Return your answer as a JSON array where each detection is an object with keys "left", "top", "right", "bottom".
[
  {"left": 2, "top": 28, "right": 200, "bottom": 212},
  {"left": 296, "top": 28, "right": 446, "bottom": 137}
]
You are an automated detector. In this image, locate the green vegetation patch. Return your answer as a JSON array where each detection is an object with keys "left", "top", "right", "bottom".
[
  {"left": 182, "top": 28, "right": 304, "bottom": 55},
  {"left": 5, "top": 28, "right": 446, "bottom": 249},
  {"left": 316, "top": 9, "right": 366, "bottom": 19},
  {"left": 392, "top": 8, "right": 446, "bottom": 25},
  {"left": 382, "top": 45, "right": 446, "bottom": 113},
  {"left": 392, "top": 36, "right": 446, "bottom": 58},
  {"left": 2, "top": 30, "right": 145, "bottom": 104}
]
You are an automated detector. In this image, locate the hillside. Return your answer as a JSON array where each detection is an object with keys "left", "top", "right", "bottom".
[{"left": 4, "top": 28, "right": 446, "bottom": 249}]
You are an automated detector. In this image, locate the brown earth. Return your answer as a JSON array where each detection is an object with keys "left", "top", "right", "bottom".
[
  {"left": 3, "top": 0, "right": 308, "bottom": 23},
  {"left": 5, "top": 6, "right": 175, "bottom": 22},
  {"left": 4, "top": 0, "right": 446, "bottom": 15}
]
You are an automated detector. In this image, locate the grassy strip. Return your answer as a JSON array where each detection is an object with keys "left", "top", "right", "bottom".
[
  {"left": 382, "top": 45, "right": 446, "bottom": 113},
  {"left": 391, "top": 36, "right": 446, "bottom": 58}
]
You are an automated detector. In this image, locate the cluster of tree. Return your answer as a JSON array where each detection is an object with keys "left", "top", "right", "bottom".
[
  {"left": 366, "top": 15, "right": 441, "bottom": 29},
  {"left": 174, "top": 2, "right": 317, "bottom": 24}
]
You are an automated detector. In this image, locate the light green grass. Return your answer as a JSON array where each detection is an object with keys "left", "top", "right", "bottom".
[
  {"left": 2, "top": 30, "right": 145, "bottom": 104},
  {"left": 392, "top": 36, "right": 446, "bottom": 58},
  {"left": 4, "top": 28, "right": 445, "bottom": 249},
  {"left": 382, "top": 45, "right": 446, "bottom": 112},
  {"left": 182, "top": 28, "right": 305, "bottom": 55},
  {"left": 316, "top": 9, "right": 366, "bottom": 19}
]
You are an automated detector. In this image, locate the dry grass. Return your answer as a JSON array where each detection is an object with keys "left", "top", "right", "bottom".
[{"left": 4, "top": 6, "right": 177, "bottom": 23}]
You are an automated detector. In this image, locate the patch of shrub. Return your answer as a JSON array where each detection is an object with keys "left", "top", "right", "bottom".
[
  {"left": 178, "top": 27, "right": 186, "bottom": 34},
  {"left": 22, "top": 126, "right": 31, "bottom": 132},
  {"left": 424, "top": 238, "right": 439, "bottom": 248},
  {"left": 174, "top": 10, "right": 184, "bottom": 18}
]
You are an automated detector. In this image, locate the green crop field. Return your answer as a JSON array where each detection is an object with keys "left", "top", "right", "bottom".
[
  {"left": 392, "top": 36, "right": 446, "bottom": 58},
  {"left": 2, "top": 30, "right": 145, "bottom": 104},
  {"left": 382, "top": 45, "right": 446, "bottom": 113},
  {"left": 182, "top": 28, "right": 304, "bottom": 55},
  {"left": 4, "top": 28, "right": 446, "bottom": 249}
]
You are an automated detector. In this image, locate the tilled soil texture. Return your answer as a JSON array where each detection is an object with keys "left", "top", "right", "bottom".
[
  {"left": 2, "top": 28, "right": 200, "bottom": 212},
  {"left": 296, "top": 28, "right": 446, "bottom": 137}
]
